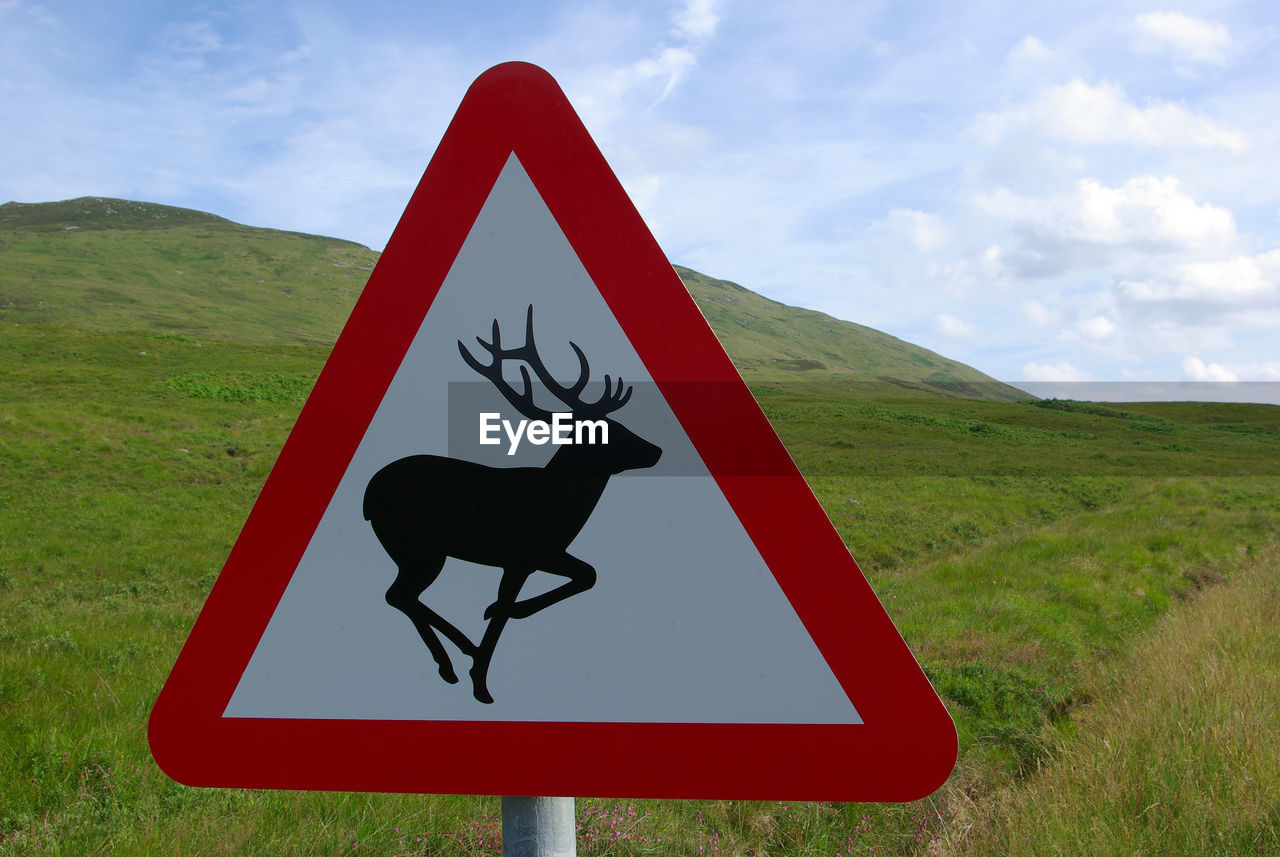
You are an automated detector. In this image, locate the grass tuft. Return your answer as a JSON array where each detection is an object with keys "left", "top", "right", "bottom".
[
  {"left": 942, "top": 546, "right": 1280, "bottom": 856},
  {"left": 165, "top": 371, "right": 313, "bottom": 403}
]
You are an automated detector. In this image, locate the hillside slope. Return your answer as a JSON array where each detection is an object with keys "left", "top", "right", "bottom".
[
  {"left": 676, "top": 266, "right": 1022, "bottom": 397},
  {"left": 0, "top": 196, "right": 1025, "bottom": 399},
  {"left": 0, "top": 197, "right": 377, "bottom": 344}
]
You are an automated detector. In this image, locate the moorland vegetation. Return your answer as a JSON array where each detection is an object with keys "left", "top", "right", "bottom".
[{"left": 1, "top": 199, "right": 1277, "bottom": 855}]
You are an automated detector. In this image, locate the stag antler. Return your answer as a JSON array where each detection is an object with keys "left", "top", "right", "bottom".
[{"left": 458, "top": 305, "right": 633, "bottom": 420}]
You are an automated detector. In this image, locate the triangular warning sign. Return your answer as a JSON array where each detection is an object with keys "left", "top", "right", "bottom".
[{"left": 149, "top": 62, "right": 956, "bottom": 801}]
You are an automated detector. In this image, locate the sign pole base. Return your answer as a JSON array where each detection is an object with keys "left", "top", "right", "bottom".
[{"left": 502, "top": 796, "right": 576, "bottom": 857}]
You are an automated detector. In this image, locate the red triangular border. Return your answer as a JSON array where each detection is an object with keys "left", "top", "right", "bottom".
[{"left": 148, "top": 62, "right": 956, "bottom": 800}]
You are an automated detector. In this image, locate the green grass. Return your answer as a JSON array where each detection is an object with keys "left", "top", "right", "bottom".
[
  {"left": 5, "top": 196, "right": 1274, "bottom": 854},
  {"left": 0, "top": 199, "right": 378, "bottom": 345},
  {"left": 943, "top": 547, "right": 1280, "bottom": 856},
  {"left": 3, "top": 323, "right": 1278, "bottom": 854}
]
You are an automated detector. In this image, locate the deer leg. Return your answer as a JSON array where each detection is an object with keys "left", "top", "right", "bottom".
[
  {"left": 502, "top": 554, "right": 597, "bottom": 620},
  {"left": 469, "top": 567, "right": 533, "bottom": 704},
  {"left": 384, "top": 561, "right": 476, "bottom": 685}
]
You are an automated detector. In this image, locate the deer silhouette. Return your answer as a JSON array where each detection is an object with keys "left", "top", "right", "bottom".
[{"left": 362, "top": 306, "right": 662, "bottom": 704}]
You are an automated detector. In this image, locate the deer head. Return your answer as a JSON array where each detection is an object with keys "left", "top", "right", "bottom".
[{"left": 458, "top": 305, "right": 661, "bottom": 476}]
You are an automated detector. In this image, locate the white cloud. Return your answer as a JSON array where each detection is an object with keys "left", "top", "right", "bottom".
[
  {"left": 1183, "top": 356, "right": 1238, "bottom": 382},
  {"left": 1009, "top": 35, "right": 1051, "bottom": 62},
  {"left": 936, "top": 313, "right": 977, "bottom": 338},
  {"left": 569, "top": 1, "right": 721, "bottom": 126},
  {"left": 1021, "top": 361, "right": 1095, "bottom": 382},
  {"left": 1178, "top": 358, "right": 1280, "bottom": 382},
  {"left": 1119, "top": 250, "right": 1280, "bottom": 306},
  {"left": 883, "top": 207, "right": 948, "bottom": 252},
  {"left": 981, "top": 245, "right": 1004, "bottom": 274},
  {"left": 1135, "top": 11, "right": 1231, "bottom": 65},
  {"left": 979, "top": 175, "right": 1237, "bottom": 252},
  {"left": 1233, "top": 362, "right": 1280, "bottom": 380},
  {"left": 1022, "top": 300, "right": 1060, "bottom": 326},
  {"left": 673, "top": 0, "right": 719, "bottom": 42},
  {"left": 974, "top": 79, "right": 1247, "bottom": 152},
  {"left": 931, "top": 244, "right": 1008, "bottom": 295},
  {"left": 639, "top": 45, "right": 699, "bottom": 102},
  {"left": 1077, "top": 315, "right": 1119, "bottom": 341}
]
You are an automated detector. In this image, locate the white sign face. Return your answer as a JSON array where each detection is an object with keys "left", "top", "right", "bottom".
[{"left": 225, "top": 155, "right": 860, "bottom": 725}]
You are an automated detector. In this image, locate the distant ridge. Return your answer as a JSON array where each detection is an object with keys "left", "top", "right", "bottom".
[
  {"left": 0, "top": 197, "right": 364, "bottom": 243},
  {"left": 0, "top": 197, "right": 234, "bottom": 232},
  {"left": 0, "top": 197, "right": 378, "bottom": 344},
  {"left": 675, "top": 266, "right": 1025, "bottom": 399},
  {"left": 0, "top": 196, "right": 1025, "bottom": 400}
]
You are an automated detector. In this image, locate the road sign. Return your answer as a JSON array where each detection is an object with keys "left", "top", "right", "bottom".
[{"left": 148, "top": 61, "right": 956, "bottom": 800}]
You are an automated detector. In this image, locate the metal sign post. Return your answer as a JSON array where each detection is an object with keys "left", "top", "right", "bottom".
[{"left": 502, "top": 796, "right": 576, "bottom": 857}]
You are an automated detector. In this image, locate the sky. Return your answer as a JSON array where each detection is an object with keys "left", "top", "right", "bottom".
[{"left": 2, "top": 0, "right": 1278, "bottom": 398}]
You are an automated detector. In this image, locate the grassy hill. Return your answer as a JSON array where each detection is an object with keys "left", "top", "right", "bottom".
[
  {"left": 0, "top": 197, "right": 377, "bottom": 345},
  {"left": 674, "top": 266, "right": 1019, "bottom": 396},
  {"left": 0, "top": 196, "right": 1025, "bottom": 399}
]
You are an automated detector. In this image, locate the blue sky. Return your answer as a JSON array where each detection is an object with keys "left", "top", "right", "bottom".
[{"left": 3, "top": 1, "right": 1278, "bottom": 393}]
